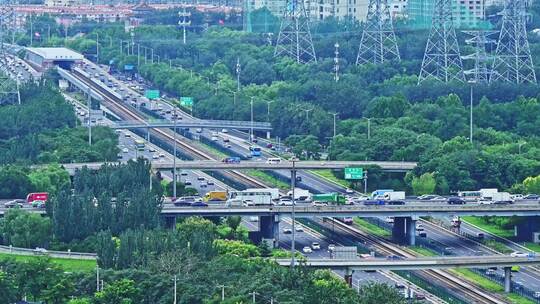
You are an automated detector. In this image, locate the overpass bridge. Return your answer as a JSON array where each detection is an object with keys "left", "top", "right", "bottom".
[
  {"left": 275, "top": 255, "right": 539, "bottom": 293},
  {"left": 58, "top": 160, "right": 417, "bottom": 173},
  {"left": 112, "top": 119, "right": 272, "bottom": 132}
]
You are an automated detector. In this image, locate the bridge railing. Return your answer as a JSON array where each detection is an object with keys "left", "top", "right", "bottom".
[
  {"left": 115, "top": 119, "right": 272, "bottom": 129},
  {"left": 0, "top": 245, "right": 97, "bottom": 260}
]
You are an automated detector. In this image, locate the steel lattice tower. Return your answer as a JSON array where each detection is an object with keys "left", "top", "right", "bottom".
[
  {"left": 462, "top": 30, "right": 497, "bottom": 84},
  {"left": 418, "top": 0, "right": 465, "bottom": 84},
  {"left": 274, "top": 0, "right": 317, "bottom": 64},
  {"left": 490, "top": 0, "right": 536, "bottom": 84},
  {"left": 0, "top": 3, "right": 18, "bottom": 105},
  {"left": 356, "top": 0, "right": 400, "bottom": 65}
]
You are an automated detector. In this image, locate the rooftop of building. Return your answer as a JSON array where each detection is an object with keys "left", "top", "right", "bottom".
[{"left": 26, "top": 47, "right": 84, "bottom": 61}]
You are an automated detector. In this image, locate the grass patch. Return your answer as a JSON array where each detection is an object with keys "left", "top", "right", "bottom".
[
  {"left": 246, "top": 170, "right": 289, "bottom": 190},
  {"left": 0, "top": 253, "right": 96, "bottom": 272},
  {"left": 199, "top": 142, "right": 228, "bottom": 158},
  {"left": 481, "top": 239, "right": 513, "bottom": 254},
  {"left": 409, "top": 246, "right": 438, "bottom": 257},
  {"left": 461, "top": 216, "right": 515, "bottom": 238},
  {"left": 353, "top": 218, "right": 391, "bottom": 237},
  {"left": 523, "top": 242, "right": 540, "bottom": 252},
  {"left": 506, "top": 293, "right": 536, "bottom": 304},
  {"left": 310, "top": 170, "right": 350, "bottom": 188},
  {"left": 450, "top": 268, "right": 503, "bottom": 292}
]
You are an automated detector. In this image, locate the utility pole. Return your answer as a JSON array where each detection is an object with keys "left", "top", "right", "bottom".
[
  {"left": 274, "top": 0, "right": 317, "bottom": 63},
  {"left": 87, "top": 90, "right": 92, "bottom": 145},
  {"left": 266, "top": 100, "right": 274, "bottom": 122},
  {"left": 418, "top": 0, "right": 465, "bottom": 83},
  {"left": 331, "top": 113, "right": 338, "bottom": 138},
  {"left": 250, "top": 97, "right": 254, "bottom": 141},
  {"left": 173, "top": 108, "right": 177, "bottom": 198},
  {"left": 130, "top": 30, "right": 135, "bottom": 56},
  {"left": 469, "top": 84, "right": 473, "bottom": 143},
  {"left": 217, "top": 285, "right": 226, "bottom": 301},
  {"left": 249, "top": 291, "right": 258, "bottom": 303},
  {"left": 96, "top": 32, "right": 99, "bottom": 63},
  {"left": 173, "top": 275, "right": 177, "bottom": 304},
  {"left": 333, "top": 42, "right": 340, "bottom": 82},
  {"left": 178, "top": 4, "right": 191, "bottom": 45},
  {"left": 462, "top": 30, "right": 496, "bottom": 84},
  {"left": 137, "top": 44, "right": 140, "bottom": 67},
  {"left": 96, "top": 266, "right": 100, "bottom": 292},
  {"left": 356, "top": 0, "right": 400, "bottom": 64},
  {"left": 236, "top": 57, "right": 241, "bottom": 92},
  {"left": 290, "top": 158, "right": 297, "bottom": 267}
]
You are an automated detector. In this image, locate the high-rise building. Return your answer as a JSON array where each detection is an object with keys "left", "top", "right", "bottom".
[
  {"left": 251, "top": 0, "right": 371, "bottom": 22},
  {"left": 407, "top": 0, "right": 490, "bottom": 29}
]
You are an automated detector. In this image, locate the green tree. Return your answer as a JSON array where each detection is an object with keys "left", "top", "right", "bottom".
[
  {"left": 0, "top": 271, "right": 17, "bottom": 303},
  {"left": 0, "top": 209, "right": 51, "bottom": 248},
  {"left": 42, "top": 277, "right": 75, "bottom": 304},
  {"left": 94, "top": 279, "right": 141, "bottom": 304},
  {"left": 411, "top": 172, "right": 437, "bottom": 195},
  {"left": 357, "top": 282, "right": 406, "bottom": 304},
  {"left": 523, "top": 175, "right": 540, "bottom": 194},
  {"left": 28, "top": 164, "right": 70, "bottom": 195}
]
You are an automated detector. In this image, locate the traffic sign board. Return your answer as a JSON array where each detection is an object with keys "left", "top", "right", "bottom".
[
  {"left": 344, "top": 167, "right": 363, "bottom": 180},
  {"left": 145, "top": 90, "right": 160, "bottom": 100},
  {"left": 180, "top": 96, "right": 193, "bottom": 107}
]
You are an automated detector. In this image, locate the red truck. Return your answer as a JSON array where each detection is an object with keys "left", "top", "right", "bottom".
[{"left": 26, "top": 192, "right": 48, "bottom": 203}]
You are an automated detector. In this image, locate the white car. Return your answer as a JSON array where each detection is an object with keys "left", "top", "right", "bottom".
[
  {"left": 148, "top": 147, "right": 156, "bottom": 152},
  {"left": 122, "top": 148, "right": 129, "bottom": 153},
  {"left": 311, "top": 242, "right": 321, "bottom": 250},
  {"left": 328, "top": 244, "right": 336, "bottom": 252},
  {"left": 278, "top": 199, "right": 294, "bottom": 206},
  {"left": 152, "top": 154, "right": 159, "bottom": 159},
  {"left": 295, "top": 226, "right": 304, "bottom": 232},
  {"left": 345, "top": 188, "right": 354, "bottom": 194},
  {"left": 302, "top": 246, "right": 313, "bottom": 254},
  {"left": 221, "top": 128, "right": 228, "bottom": 133},
  {"left": 510, "top": 251, "right": 528, "bottom": 258},
  {"left": 249, "top": 216, "right": 259, "bottom": 222},
  {"left": 479, "top": 200, "right": 494, "bottom": 205}
]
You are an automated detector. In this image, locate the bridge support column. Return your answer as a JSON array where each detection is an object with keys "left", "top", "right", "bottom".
[
  {"left": 504, "top": 266, "right": 512, "bottom": 293},
  {"left": 266, "top": 131, "right": 271, "bottom": 139},
  {"left": 164, "top": 216, "right": 177, "bottom": 229},
  {"left": 147, "top": 127, "right": 150, "bottom": 142},
  {"left": 344, "top": 267, "right": 353, "bottom": 287},
  {"left": 515, "top": 216, "right": 540, "bottom": 242},
  {"left": 259, "top": 215, "right": 279, "bottom": 248},
  {"left": 392, "top": 216, "right": 416, "bottom": 246}
]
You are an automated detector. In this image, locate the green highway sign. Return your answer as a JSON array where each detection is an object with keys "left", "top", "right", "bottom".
[
  {"left": 344, "top": 167, "right": 364, "bottom": 180},
  {"left": 145, "top": 90, "right": 160, "bottom": 100},
  {"left": 180, "top": 96, "right": 193, "bottom": 107}
]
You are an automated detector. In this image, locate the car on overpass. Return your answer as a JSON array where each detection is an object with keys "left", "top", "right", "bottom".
[{"left": 447, "top": 197, "right": 465, "bottom": 204}]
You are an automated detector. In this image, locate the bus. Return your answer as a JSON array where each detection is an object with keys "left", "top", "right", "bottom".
[
  {"left": 249, "top": 146, "right": 262, "bottom": 157},
  {"left": 134, "top": 139, "right": 145, "bottom": 151},
  {"left": 457, "top": 191, "right": 481, "bottom": 201}
]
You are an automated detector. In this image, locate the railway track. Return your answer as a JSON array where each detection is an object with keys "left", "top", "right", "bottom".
[
  {"left": 325, "top": 218, "right": 508, "bottom": 304},
  {"left": 70, "top": 68, "right": 267, "bottom": 189},
  {"left": 69, "top": 66, "right": 506, "bottom": 304}
]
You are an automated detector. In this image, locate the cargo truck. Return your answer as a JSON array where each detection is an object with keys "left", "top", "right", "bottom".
[
  {"left": 203, "top": 191, "right": 228, "bottom": 202},
  {"left": 383, "top": 191, "right": 405, "bottom": 200},
  {"left": 371, "top": 189, "right": 394, "bottom": 199},
  {"left": 245, "top": 188, "right": 280, "bottom": 201},
  {"left": 228, "top": 190, "right": 273, "bottom": 206},
  {"left": 312, "top": 193, "right": 346, "bottom": 205},
  {"left": 286, "top": 189, "right": 311, "bottom": 202},
  {"left": 26, "top": 192, "right": 48, "bottom": 204}
]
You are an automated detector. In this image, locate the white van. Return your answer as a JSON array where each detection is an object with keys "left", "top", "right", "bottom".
[{"left": 266, "top": 158, "right": 282, "bottom": 164}]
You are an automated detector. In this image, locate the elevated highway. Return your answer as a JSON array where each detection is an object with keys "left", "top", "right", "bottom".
[
  {"left": 113, "top": 119, "right": 272, "bottom": 131},
  {"left": 58, "top": 160, "right": 417, "bottom": 173},
  {"left": 275, "top": 255, "right": 540, "bottom": 271}
]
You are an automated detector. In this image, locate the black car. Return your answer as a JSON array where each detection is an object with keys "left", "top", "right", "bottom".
[
  {"left": 190, "top": 201, "right": 208, "bottom": 207},
  {"left": 524, "top": 194, "right": 540, "bottom": 200},
  {"left": 173, "top": 199, "right": 193, "bottom": 207},
  {"left": 447, "top": 197, "right": 465, "bottom": 204}
]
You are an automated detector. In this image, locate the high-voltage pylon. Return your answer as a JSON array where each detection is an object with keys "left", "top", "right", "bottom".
[
  {"left": 0, "top": 3, "right": 18, "bottom": 105},
  {"left": 418, "top": 0, "right": 465, "bottom": 84},
  {"left": 490, "top": 0, "right": 536, "bottom": 84},
  {"left": 274, "top": 0, "right": 317, "bottom": 64},
  {"left": 462, "top": 30, "right": 497, "bottom": 84},
  {"left": 356, "top": 0, "right": 400, "bottom": 65}
]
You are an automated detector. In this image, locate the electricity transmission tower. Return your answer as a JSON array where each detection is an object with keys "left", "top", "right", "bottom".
[
  {"left": 0, "top": 3, "right": 18, "bottom": 105},
  {"left": 356, "top": 0, "right": 400, "bottom": 65},
  {"left": 418, "top": 0, "right": 465, "bottom": 83},
  {"left": 490, "top": 0, "right": 536, "bottom": 84},
  {"left": 274, "top": 0, "right": 317, "bottom": 64},
  {"left": 462, "top": 30, "right": 497, "bottom": 84}
]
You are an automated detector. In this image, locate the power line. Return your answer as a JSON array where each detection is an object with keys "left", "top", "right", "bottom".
[
  {"left": 490, "top": 0, "right": 536, "bottom": 84},
  {"left": 356, "top": 0, "right": 400, "bottom": 65},
  {"left": 418, "top": 0, "right": 465, "bottom": 83},
  {"left": 274, "top": 0, "right": 317, "bottom": 64}
]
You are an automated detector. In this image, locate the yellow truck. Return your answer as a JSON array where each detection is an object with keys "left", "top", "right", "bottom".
[{"left": 203, "top": 191, "right": 228, "bottom": 202}]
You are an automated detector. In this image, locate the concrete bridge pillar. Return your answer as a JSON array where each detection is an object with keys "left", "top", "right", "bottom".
[
  {"left": 259, "top": 215, "right": 279, "bottom": 248},
  {"left": 266, "top": 131, "right": 271, "bottom": 139},
  {"left": 164, "top": 216, "right": 177, "bottom": 229},
  {"left": 504, "top": 266, "right": 512, "bottom": 293},
  {"left": 392, "top": 216, "right": 416, "bottom": 246},
  {"left": 515, "top": 216, "right": 540, "bottom": 242},
  {"left": 344, "top": 267, "right": 353, "bottom": 287}
]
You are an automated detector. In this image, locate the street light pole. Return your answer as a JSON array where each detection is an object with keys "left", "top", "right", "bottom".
[
  {"left": 290, "top": 157, "right": 297, "bottom": 267},
  {"left": 236, "top": 57, "right": 241, "bottom": 92},
  {"left": 173, "top": 108, "right": 177, "bottom": 198},
  {"left": 232, "top": 91, "right": 236, "bottom": 120},
  {"left": 173, "top": 275, "right": 177, "bottom": 304},
  {"left": 96, "top": 32, "right": 99, "bottom": 64},
  {"left": 266, "top": 100, "right": 274, "bottom": 122},
  {"left": 87, "top": 89, "right": 92, "bottom": 145},
  {"left": 331, "top": 113, "right": 338, "bottom": 138},
  {"left": 250, "top": 97, "right": 254, "bottom": 141},
  {"left": 470, "top": 85, "right": 473, "bottom": 144},
  {"left": 366, "top": 118, "right": 371, "bottom": 139}
]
